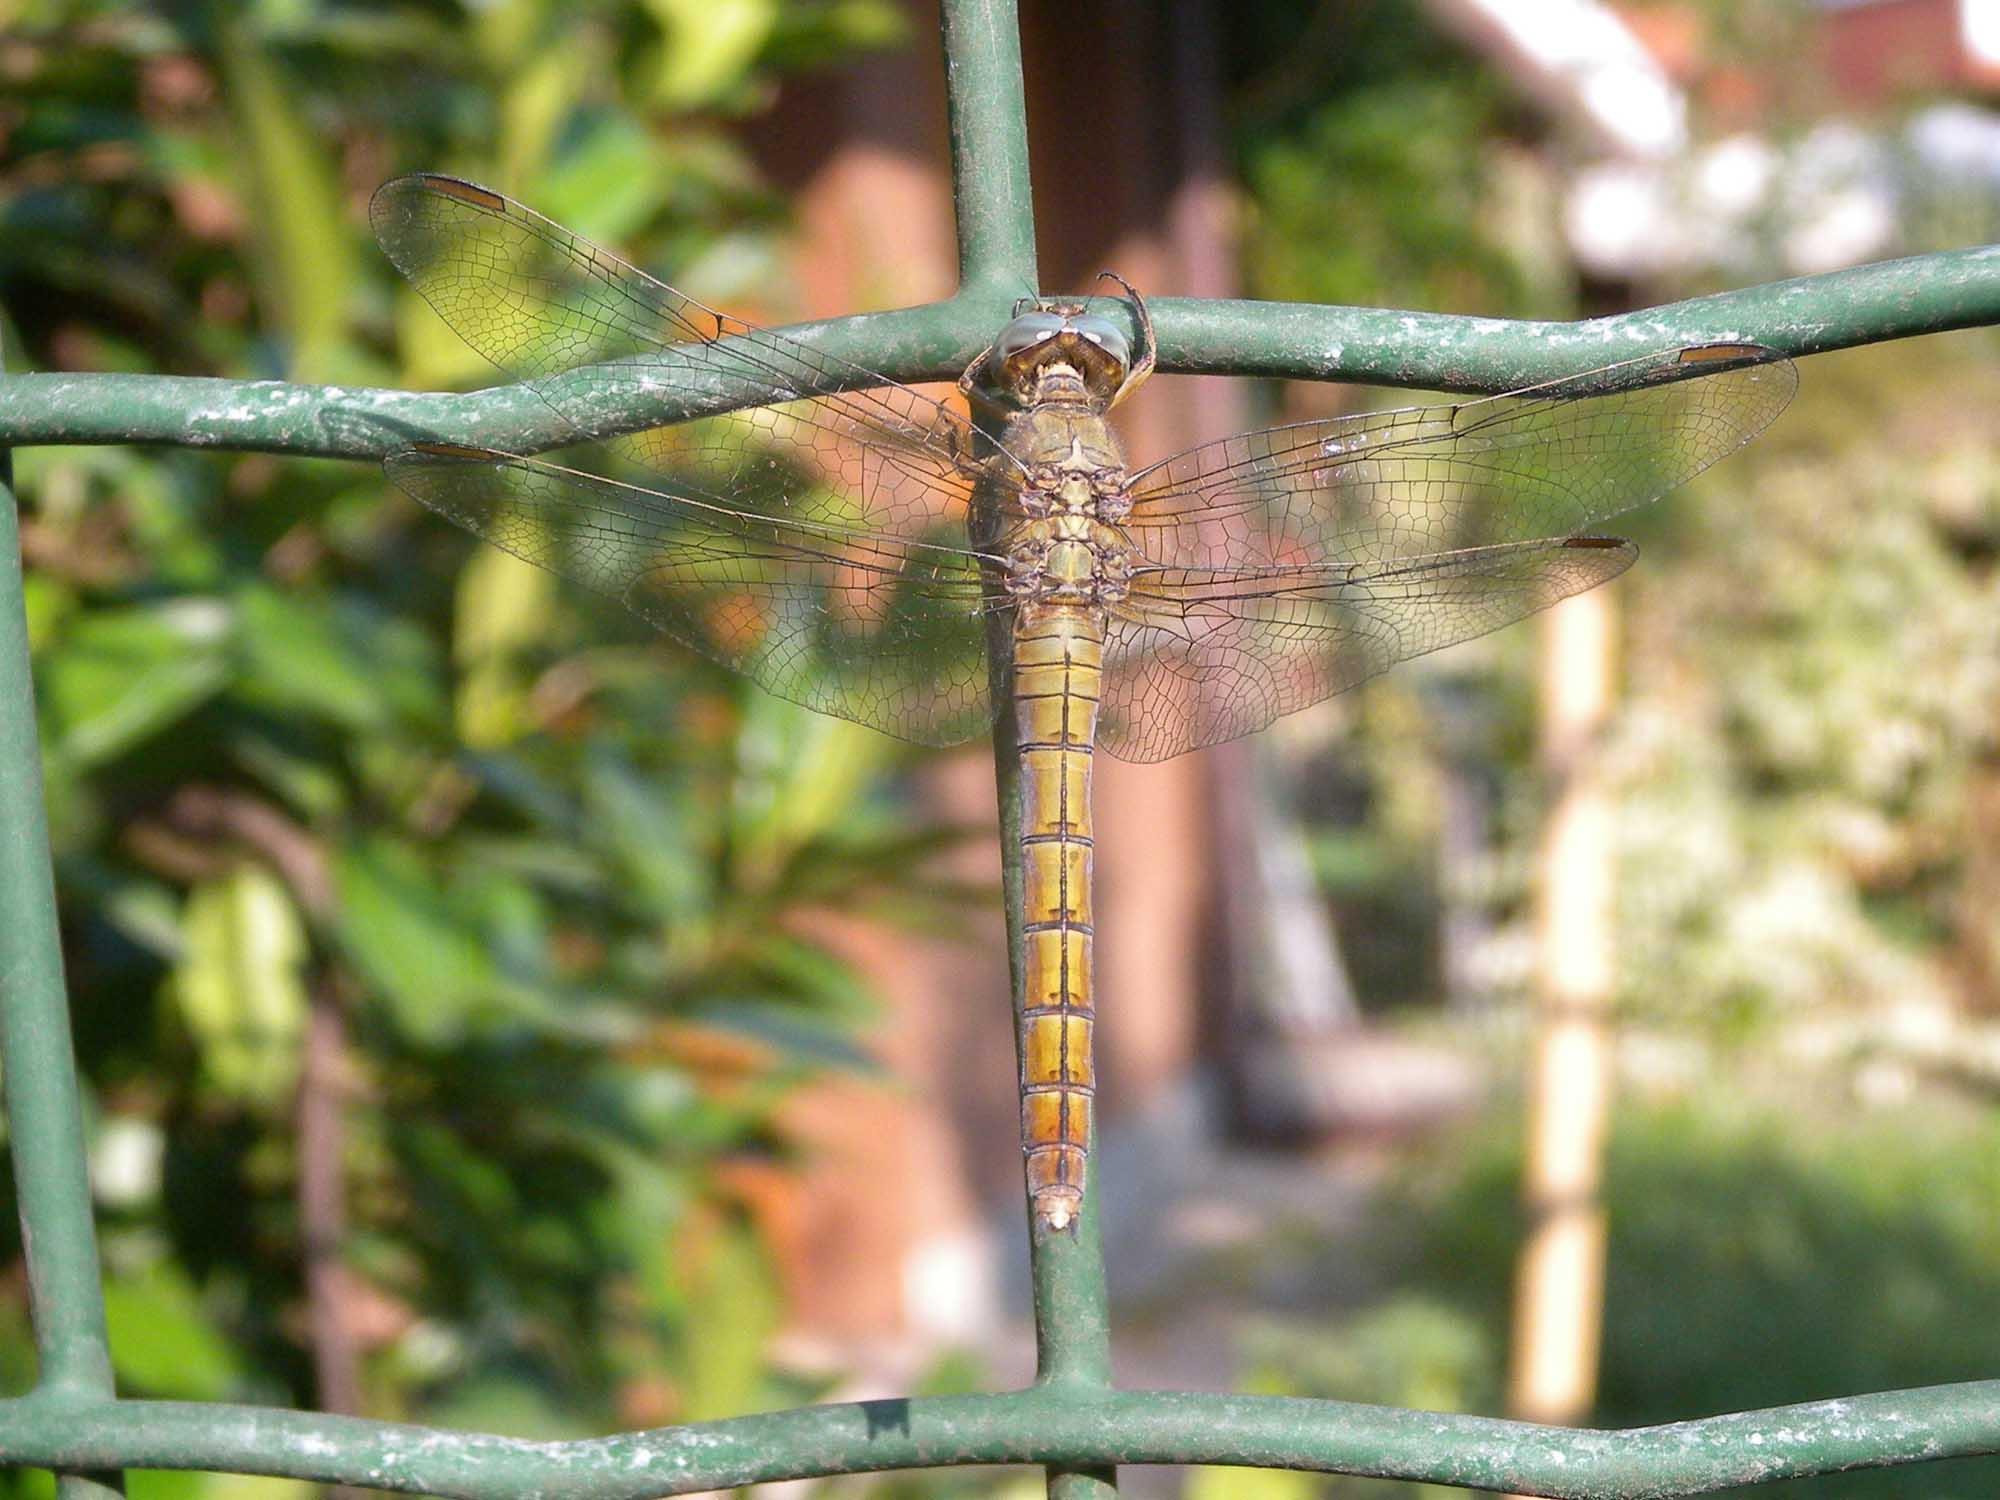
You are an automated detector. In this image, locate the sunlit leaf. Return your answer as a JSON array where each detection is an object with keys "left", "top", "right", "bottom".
[
  {"left": 532, "top": 117, "right": 667, "bottom": 241},
  {"left": 124, "top": 1467, "right": 205, "bottom": 1500},
  {"left": 198, "top": 1475, "right": 316, "bottom": 1500},
  {"left": 102, "top": 878, "right": 187, "bottom": 961},
  {"left": 221, "top": 24, "right": 358, "bottom": 381},
  {"left": 496, "top": 47, "right": 587, "bottom": 191},
  {"left": 768, "top": 0, "right": 908, "bottom": 58},
  {"left": 730, "top": 695, "right": 887, "bottom": 888},
  {"left": 455, "top": 541, "right": 557, "bottom": 664},
  {"left": 20, "top": 572, "right": 69, "bottom": 654},
  {"left": 678, "top": 1217, "right": 779, "bottom": 1422},
  {"left": 454, "top": 542, "right": 557, "bottom": 748},
  {"left": 1185, "top": 1469, "right": 1318, "bottom": 1500},
  {"left": 169, "top": 864, "right": 309, "bottom": 1108},
  {"left": 643, "top": 0, "right": 778, "bottom": 110}
]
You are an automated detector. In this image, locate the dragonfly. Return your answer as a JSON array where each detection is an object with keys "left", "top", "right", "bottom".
[{"left": 370, "top": 173, "right": 1796, "bottom": 1234}]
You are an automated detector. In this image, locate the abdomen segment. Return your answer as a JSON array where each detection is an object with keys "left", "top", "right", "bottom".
[{"left": 1013, "top": 607, "right": 1103, "bottom": 1231}]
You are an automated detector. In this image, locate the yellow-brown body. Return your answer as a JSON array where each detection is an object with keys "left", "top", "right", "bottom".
[
  {"left": 984, "top": 350, "right": 1136, "bottom": 1232},
  {"left": 1012, "top": 604, "right": 1103, "bottom": 1232}
]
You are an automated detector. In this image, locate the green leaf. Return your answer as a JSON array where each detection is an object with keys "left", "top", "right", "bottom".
[
  {"left": 454, "top": 543, "right": 557, "bottom": 748},
  {"left": 123, "top": 1469, "right": 204, "bottom": 1500},
  {"left": 102, "top": 1261, "right": 240, "bottom": 1399},
  {"left": 102, "top": 877, "right": 187, "bottom": 962},
  {"left": 169, "top": 864, "right": 309, "bottom": 1108},
  {"left": 767, "top": 0, "right": 909, "bottom": 60},
  {"left": 731, "top": 695, "right": 886, "bottom": 886},
  {"left": 334, "top": 837, "right": 547, "bottom": 1043},
  {"left": 232, "top": 732, "right": 350, "bottom": 821},
  {"left": 21, "top": 572, "right": 70, "bottom": 655},
  {"left": 1184, "top": 1469, "right": 1319, "bottom": 1500},
  {"left": 533, "top": 117, "right": 667, "bottom": 241},
  {"left": 496, "top": 44, "right": 589, "bottom": 190},
  {"left": 585, "top": 749, "right": 711, "bottom": 928},
  {"left": 455, "top": 542, "right": 557, "bottom": 663},
  {"left": 234, "top": 583, "right": 439, "bottom": 733},
  {"left": 222, "top": 23, "right": 358, "bottom": 381},
  {"left": 40, "top": 600, "right": 232, "bottom": 769},
  {"left": 642, "top": 0, "right": 779, "bottom": 110},
  {"left": 742, "top": 930, "right": 876, "bottom": 1018},
  {"left": 194, "top": 1476, "right": 317, "bottom": 1500},
  {"left": 678, "top": 1218, "right": 779, "bottom": 1422}
]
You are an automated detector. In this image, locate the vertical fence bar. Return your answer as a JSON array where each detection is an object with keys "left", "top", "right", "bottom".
[
  {"left": 939, "top": 0, "right": 1040, "bottom": 294},
  {"left": 941, "top": 4, "right": 1119, "bottom": 1497},
  {"left": 0, "top": 408, "right": 125, "bottom": 1498}
]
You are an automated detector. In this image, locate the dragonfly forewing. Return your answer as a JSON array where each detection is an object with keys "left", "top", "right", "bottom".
[
  {"left": 1096, "top": 344, "right": 1795, "bottom": 761},
  {"left": 372, "top": 174, "right": 1025, "bottom": 746},
  {"left": 370, "top": 174, "right": 984, "bottom": 471}
]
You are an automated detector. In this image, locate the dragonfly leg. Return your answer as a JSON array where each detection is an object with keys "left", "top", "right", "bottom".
[
  {"left": 959, "top": 339, "right": 1012, "bottom": 416},
  {"left": 1096, "top": 271, "right": 1155, "bottom": 409}
]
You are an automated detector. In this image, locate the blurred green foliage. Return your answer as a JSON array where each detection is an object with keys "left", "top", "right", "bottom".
[
  {"left": 1226, "top": 0, "right": 1546, "bottom": 319},
  {"left": 1238, "top": 1091, "right": 2000, "bottom": 1500},
  {"left": 1227, "top": 0, "right": 2000, "bottom": 1040},
  {"left": 1218, "top": 2, "right": 2000, "bottom": 1486},
  {"left": 2, "top": 0, "right": 944, "bottom": 1461},
  {"left": 1613, "top": 332, "right": 2000, "bottom": 1033}
]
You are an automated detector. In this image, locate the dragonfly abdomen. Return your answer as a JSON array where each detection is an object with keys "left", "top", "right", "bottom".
[{"left": 1014, "top": 605, "right": 1104, "bottom": 1232}]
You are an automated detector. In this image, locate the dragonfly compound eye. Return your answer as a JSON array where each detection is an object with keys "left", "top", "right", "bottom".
[
  {"left": 991, "top": 309, "right": 1132, "bottom": 401},
  {"left": 996, "top": 312, "right": 1070, "bottom": 359},
  {"left": 1065, "top": 314, "right": 1130, "bottom": 368}
]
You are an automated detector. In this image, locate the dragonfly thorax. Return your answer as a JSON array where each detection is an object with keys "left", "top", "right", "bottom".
[
  {"left": 1005, "top": 515, "right": 1133, "bottom": 609},
  {"left": 998, "top": 391, "right": 1136, "bottom": 609},
  {"left": 1023, "top": 443, "right": 1129, "bottom": 520},
  {"left": 1006, "top": 406, "right": 1132, "bottom": 514}
]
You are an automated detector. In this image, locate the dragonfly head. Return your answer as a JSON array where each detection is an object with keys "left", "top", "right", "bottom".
[{"left": 989, "top": 307, "right": 1131, "bottom": 405}]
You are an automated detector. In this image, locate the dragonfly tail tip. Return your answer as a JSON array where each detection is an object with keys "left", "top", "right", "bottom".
[{"left": 1033, "top": 1187, "right": 1083, "bottom": 1233}]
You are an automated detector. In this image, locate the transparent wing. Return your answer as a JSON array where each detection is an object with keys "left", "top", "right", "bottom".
[
  {"left": 1100, "top": 345, "right": 1795, "bottom": 760},
  {"left": 388, "top": 444, "right": 1001, "bottom": 746},
  {"left": 1100, "top": 537, "right": 1633, "bottom": 761},
  {"left": 370, "top": 174, "right": 1013, "bottom": 528},
  {"left": 371, "top": 173, "right": 1014, "bottom": 743}
]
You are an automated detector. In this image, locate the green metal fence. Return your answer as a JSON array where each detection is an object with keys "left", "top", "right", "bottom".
[{"left": 7, "top": 1, "right": 2000, "bottom": 1496}]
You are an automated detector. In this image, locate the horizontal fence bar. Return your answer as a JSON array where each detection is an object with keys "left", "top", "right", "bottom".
[
  {"left": 1, "top": 1381, "right": 1996, "bottom": 1500},
  {"left": 0, "top": 300, "right": 1004, "bottom": 461},
  {"left": 1145, "top": 241, "right": 2000, "bottom": 391},
  {"left": 3, "top": 245, "right": 1999, "bottom": 463}
]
